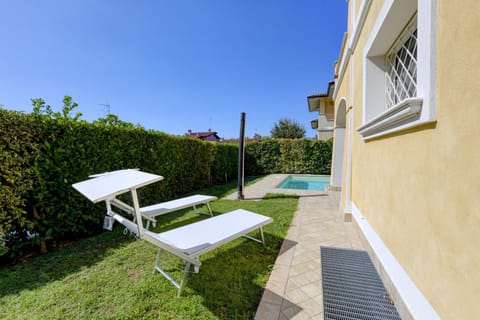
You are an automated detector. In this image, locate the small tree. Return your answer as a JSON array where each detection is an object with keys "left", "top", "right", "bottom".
[
  {"left": 32, "top": 96, "right": 83, "bottom": 122},
  {"left": 270, "top": 118, "right": 306, "bottom": 139},
  {"left": 93, "top": 113, "right": 143, "bottom": 129},
  {"left": 30, "top": 96, "right": 85, "bottom": 254}
]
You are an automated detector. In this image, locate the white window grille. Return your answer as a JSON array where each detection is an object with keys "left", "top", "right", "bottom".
[{"left": 385, "top": 16, "right": 418, "bottom": 109}]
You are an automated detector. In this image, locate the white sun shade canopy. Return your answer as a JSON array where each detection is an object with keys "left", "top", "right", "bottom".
[{"left": 72, "top": 169, "right": 163, "bottom": 203}]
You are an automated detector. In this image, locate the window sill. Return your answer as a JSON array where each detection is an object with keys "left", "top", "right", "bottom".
[{"left": 357, "top": 98, "right": 424, "bottom": 140}]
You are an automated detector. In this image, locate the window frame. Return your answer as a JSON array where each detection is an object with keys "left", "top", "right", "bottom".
[{"left": 358, "top": 0, "right": 437, "bottom": 140}]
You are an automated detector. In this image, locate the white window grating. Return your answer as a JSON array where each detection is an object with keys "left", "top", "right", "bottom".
[{"left": 385, "top": 16, "right": 418, "bottom": 109}]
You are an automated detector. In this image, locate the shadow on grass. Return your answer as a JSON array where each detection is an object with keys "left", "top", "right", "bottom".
[
  {"left": 174, "top": 232, "right": 302, "bottom": 319},
  {"left": 0, "top": 227, "right": 132, "bottom": 298},
  {"left": 0, "top": 223, "right": 301, "bottom": 319},
  {"left": 147, "top": 207, "right": 219, "bottom": 232}
]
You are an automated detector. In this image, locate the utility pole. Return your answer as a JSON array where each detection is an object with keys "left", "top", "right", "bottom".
[{"left": 237, "top": 112, "right": 246, "bottom": 200}]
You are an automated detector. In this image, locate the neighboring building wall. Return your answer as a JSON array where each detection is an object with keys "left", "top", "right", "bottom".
[
  {"left": 333, "top": 0, "right": 480, "bottom": 319},
  {"left": 325, "top": 101, "right": 335, "bottom": 120},
  {"left": 203, "top": 135, "right": 218, "bottom": 142},
  {"left": 318, "top": 101, "right": 335, "bottom": 140},
  {"left": 316, "top": 130, "right": 333, "bottom": 141}
]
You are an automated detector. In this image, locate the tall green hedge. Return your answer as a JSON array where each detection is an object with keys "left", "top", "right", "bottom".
[
  {"left": 245, "top": 139, "right": 332, "bottom": 175},
  {"left": 0, "top": 109, "right": 236, "bottom": 260},
  {"left": 0, "top": 111, "right": 40, "bottom": 256},
  {"left": 0, "top": 108, "right": 332, "bottom": 261},
  {"left": 212, "top": 143, "right": 238, "bottom": 184}
]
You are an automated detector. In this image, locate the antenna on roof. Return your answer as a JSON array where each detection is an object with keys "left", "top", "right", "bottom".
[{"left": 99, "top": 103, "right": 111, "bottom": 116}]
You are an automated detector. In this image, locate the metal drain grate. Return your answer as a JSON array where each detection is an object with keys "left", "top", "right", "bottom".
[{"left": 321, "top": 246, "right": 402, "bottom": 320}]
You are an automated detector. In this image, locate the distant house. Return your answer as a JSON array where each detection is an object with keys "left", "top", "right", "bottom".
[
  {"left": 186, "top": 129, "right": 221, "bottom": 142},
  {"left": 307, "top": 81, "right": 335, "bottom": 140}
]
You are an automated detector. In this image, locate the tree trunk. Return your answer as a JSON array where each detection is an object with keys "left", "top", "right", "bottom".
[
  {"left": 40, "top": 238, "right": 48, "bottom": 254},
  {"left": 32, "top": 206, "right": 48, "bottom": 254}
]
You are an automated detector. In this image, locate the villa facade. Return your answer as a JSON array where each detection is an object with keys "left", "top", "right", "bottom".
[{"left": 329, "top": 1, "right": 479, "bottom": 319}]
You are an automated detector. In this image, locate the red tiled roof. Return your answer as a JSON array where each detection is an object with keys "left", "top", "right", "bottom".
[
  {"left": 186, "top": 129, "right": 221, "bottom": 141},
  {"left": 188, "top": 131, "right": 217, "bottom": 138}
]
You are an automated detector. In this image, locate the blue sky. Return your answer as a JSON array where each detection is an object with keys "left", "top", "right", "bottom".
[{"left": 1, "top": 1, "right": 347, "bottom": 139}]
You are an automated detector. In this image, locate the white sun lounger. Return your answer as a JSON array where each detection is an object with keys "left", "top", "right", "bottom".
[
  {"left": 140, "top": 194, "right": 217, "bottom": 229},
  {"left": 113, "top": 208, "right": 272, "bottom": 295},
  {"left": 72, "top": 169, "right": 273, "bottom": 296},
  {"left": 75, "top": 169, "right": 217, "bottom": 229}
]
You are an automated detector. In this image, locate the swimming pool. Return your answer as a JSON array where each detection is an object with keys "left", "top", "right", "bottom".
[{"left": 277, "top": 175, "right": 330, "bottom": 191}]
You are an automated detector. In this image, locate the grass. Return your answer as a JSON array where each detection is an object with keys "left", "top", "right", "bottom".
[
  {"left": 0, "top": 180, "right": 298, "bottom": 320},
  {"left": 190, "top": 176, "right": 265, "bottom": 198}
]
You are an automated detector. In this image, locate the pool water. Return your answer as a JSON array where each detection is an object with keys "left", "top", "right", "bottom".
[{"left": 277, "top": 175, "right": 330, "bottom": 191}]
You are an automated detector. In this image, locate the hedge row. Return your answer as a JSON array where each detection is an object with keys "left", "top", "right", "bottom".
[
  {"left": 0, "top": 109, "right": 332, "bottom": 261},
  {"left": 0, "top": 109, "right": 237, "bottom": 260},
  {"left": 245, "top": 139, "right": 332, "bottom": 176},
  {"left": 0, "top": 111, "right": 39, "bottom": 257}
]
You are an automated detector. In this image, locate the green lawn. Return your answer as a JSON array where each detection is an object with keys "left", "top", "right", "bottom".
[{"left": 0, "top": 181, "right": 297, "bottom": 320}]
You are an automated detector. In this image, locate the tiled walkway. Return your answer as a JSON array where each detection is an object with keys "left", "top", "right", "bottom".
[{"left": 226, "top": 175, "right": 365, "bottom": 320}]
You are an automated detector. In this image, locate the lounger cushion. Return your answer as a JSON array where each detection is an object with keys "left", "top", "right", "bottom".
[{"left": 145, "top": 209, "right": 272, "bottom": 255}]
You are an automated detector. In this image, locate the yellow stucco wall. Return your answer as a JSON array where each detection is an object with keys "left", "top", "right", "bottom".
[{"left": 342, "top": 1, "right": 480, "bottom": 318}]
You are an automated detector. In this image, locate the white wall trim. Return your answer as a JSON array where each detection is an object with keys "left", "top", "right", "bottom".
[
  {"left": 418, "top": 0, "right": 438, "bottom": 121},
  {"left": 333, "top": 0, "right": 372, "bottom": 99},
  {"left": 331, "top": 95, "right": 347, "bottom": 188},
  {"left": 349, "top": 0, "right": 371, "bottom": 57},
  {"left": 334, "top": 44, "right": 351, "bottom": 100},
  {"left": 344, "top": 101, "right": 353, "bottom": 214},
  {"left": 351, "top": 202, "right": 440, "bottom": 320},
  {"left": 357, "top": 98, "right": 423, "bottom": 139},
  {"left": 345, "top": 200, "right": 352, "bottom": 213},
  {"left": 319, "top": 127, "right": 334, "bottom": 132}
]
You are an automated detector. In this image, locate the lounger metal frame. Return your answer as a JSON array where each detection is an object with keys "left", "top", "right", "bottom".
[{"left": 141, "top": 209, "right": 271, "bottom": 296}]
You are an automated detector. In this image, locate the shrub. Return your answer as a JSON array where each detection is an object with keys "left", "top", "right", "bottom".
[
  {"left": 0, "top": 110, "right": 40, "bottom": 258},
  {"left": 245, "top": 139, "right": 281, "bottom": 175},
  {"left": 0, "top": 108, "right": 224, "bottom": 260},
  {"left": 245, "top": 139, "right": 332, "bottom": 175},
  {"left": 212, "top": 143, "right": 238, "bottom": 184}
]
